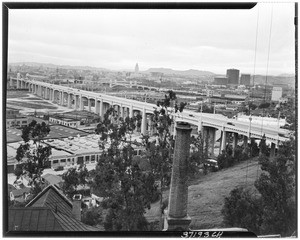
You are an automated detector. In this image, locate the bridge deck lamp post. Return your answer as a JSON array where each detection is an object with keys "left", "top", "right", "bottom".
[{"left": 248, "top": 116, "right": 252, "bottom": 157}]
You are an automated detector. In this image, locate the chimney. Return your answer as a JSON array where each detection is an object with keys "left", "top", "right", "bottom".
[
  {"left": 167, "top": 122, "right": 192, "bottom": 231},
  {"left": 72, "top": 194, "right": 82, "bottom": 221}
]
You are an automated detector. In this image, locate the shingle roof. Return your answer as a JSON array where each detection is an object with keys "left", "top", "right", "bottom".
[
  {"left": 27, "top": 186, "right": 72, "bottom": 217},
  {"left": 8, "top": 206, "right": 102, "bottom": 232},
  {"left": 16, "top": 184, "right": 103, "bottom": 231},
  {"left": 8, "top": 207, "right": 64, "bottom": 231}
]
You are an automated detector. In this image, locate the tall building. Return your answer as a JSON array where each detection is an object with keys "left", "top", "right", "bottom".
[
  {"left": 214, "top": 77, "right": 228, "bottom": 85},
  {"left": 226, "top": 69, "right": 240, "bottom": 85},
  {"left": 135, "top": 63, "right": 139, "bottom": 73},
  {"left": 240, "top": 74, "right": 251, "bottom": 86}
]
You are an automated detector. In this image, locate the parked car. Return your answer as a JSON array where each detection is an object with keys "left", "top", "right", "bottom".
[
  {"left": 53, "top": 166, "right": 64, "bottom": 171},
  {"left": 204, "top": 159, "right": 219, "bottom": 171}
]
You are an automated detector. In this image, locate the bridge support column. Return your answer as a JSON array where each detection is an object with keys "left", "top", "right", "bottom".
[
  {"left": 129, "top": 105, "right": 133, "bottom": 118},
  {"left": 197, "top": 119, "right": 203, "bottom": 134},
  {"left": 232, "top": 133, "right": 238, "bottom": 157},
  {"left": 60, "top": 92, "right": 63, "bottom": 105},
  {"left": 270, "top": 142, "right": 276, "bottom": 158},
  {"left": 243, "top": 136, "right": 248, "bottom": 151},
  {"left": 88, "top": 99, "right": 91, "bottom": 112},
  {"left": 74, "top": 95, "right": 78, "bottom": 110},
  {"left": 120, "top": 105, "right": 124, "bottom": 119},
  {"left": 167, "top": 122, "right": 192, "bottom": 231},
  {"left": 79, "top": 95, "right": 83, "bottom": 110},
  {"left": 141, "top": 108, "right": 147, "bottom": 135},
  {"left": 220, "top": 129, "right": 227, "bottom": 154},
  {"left": 67, "top": 94, "right": 71, "bottom": 108},
  {"left": 44, "top": 88, "right": 47, "bottom": 99},
  {"left": 209, "top": 128, "right": 216, "bottom": 157},
  {"left": 95, "top": 100, "right": 100, "bottom": 115},
  {"left": 52, "top": 89, "right": 55, "bottom": 102},
  {"left": 203, "top": 127, "right": 209, "bottom": 150},
  {"left": 99, "top": 100, "right": 104, "bottom": 119}
]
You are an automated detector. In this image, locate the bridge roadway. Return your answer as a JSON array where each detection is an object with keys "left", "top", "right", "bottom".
[{"left": 11, "top": 77, "right": 290, "bottom": 153}]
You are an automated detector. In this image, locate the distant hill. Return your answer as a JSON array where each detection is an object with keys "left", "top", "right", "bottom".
[
  {"left": 9, "top": 62, "right": 110, "bottom": 72},
  {"left": 144, "top": 68, "right": 216, "bottom": 77},
  {"left": 253, "top": 75, "right": 295, "bottom": 86}
]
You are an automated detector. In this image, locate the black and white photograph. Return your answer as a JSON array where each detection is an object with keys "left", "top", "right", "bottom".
[{"left": 3, "top": 2, "right": 297, "bottom": 237}]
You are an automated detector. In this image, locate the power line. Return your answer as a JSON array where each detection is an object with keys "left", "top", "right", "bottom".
[{"left": 246, "top": 4, "right": 260, "bottom": 188}]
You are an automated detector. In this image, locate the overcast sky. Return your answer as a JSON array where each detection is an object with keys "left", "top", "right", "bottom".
[{"left": 8, "top": 3, "right": 295, "bottom": 75}]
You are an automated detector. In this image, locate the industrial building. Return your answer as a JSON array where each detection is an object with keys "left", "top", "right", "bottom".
[
  {"left": 6, "top": 107, "right": 28, "bottom": 128},
  {"left": 214, "top": 77, "right": 228, "bottom": 85},
  {"left": 240, "top": 74, "right": 251, "bottom": 86},
  {"left": 49, "top": 115, "right": 81, "bottom": 128},
  {"left": 226, "top": 69, "right": 240, "bottom": 85}
]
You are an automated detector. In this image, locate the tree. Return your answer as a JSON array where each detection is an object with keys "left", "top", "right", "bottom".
[
  {"left": 222, "top": 187, "right": 263, "bottom": 234},
  {"left": 254, "top": 139, "right": 296, "bottom": 236},
  {"left": 217, "top": 149, "right": 235, "bottom": 170},
  {"left": 249, "top": 139, "right": 259, "bottom": 157},
  {"left": 222, "top": 139, "right": 296, "bottom": 237},
  {"left": 61, "top": 164, "right": 90, "bottom": 198},
  {"left": 15, "top": 120, "right": 51, "bottom": 195},
  {"left": 258, "top": 134, "right": 269, "bottom": 156},
  {"left": 189, "top": 131, "right": 208, "bottom": 177},
  {"left": 82, "top": 206, "right": 103, "bottom": 226},
  {"left": 91, "top": 107, "right": 157, "bottom": 231}
]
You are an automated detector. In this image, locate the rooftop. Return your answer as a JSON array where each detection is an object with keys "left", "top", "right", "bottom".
[
  {"left": 6, "top": 122, "right": 89, "bottom": 143},
  {"left": 10, "top": 184, "right": 104, "bottom": 231}
]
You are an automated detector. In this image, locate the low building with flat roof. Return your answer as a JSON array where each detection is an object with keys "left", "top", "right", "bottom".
[
  {"left": 49, "top": 115, "right": 80, "bottom": 128},
  {"left": 6, "top": 107, "right": 29, "bottom": 128}
]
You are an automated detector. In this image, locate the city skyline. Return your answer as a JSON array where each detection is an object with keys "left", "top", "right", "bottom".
[{"left": 8, "top": 3, "right": 295, "bottom": 75}]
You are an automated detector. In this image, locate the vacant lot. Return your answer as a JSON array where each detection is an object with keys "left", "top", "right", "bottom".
[
  {"left": 8, "top": 100, "right": 58, "bottom": 110},
  {"left": 7, "top": 91, "right": 30, "bottom": 98},
  {"left": 145, "top": 158, "right": 261, "bottom": 230}
]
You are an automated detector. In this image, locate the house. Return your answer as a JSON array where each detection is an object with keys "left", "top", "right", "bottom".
[
  {"left": 10, "top": 187, "right": 31, "bottom": 203},
  {"left": 8, "top": 184, "right": 103, "bottom": 231}
]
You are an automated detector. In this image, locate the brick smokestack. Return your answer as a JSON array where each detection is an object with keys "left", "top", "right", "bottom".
[
  {"left": 72, "top": 194, "right": 82, "bottom": 221},
  {"left": 167, "top": 122, "right": 192, "bottom": 231}
]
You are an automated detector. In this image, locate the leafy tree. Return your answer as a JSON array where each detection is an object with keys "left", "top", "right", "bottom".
[
  {"left": 189, "top": 131, "right": 208, "bottom": 176},
  {"left": 254, "top": 139, "right": 296, "bottom": 236},
  {"left": 249, "top": 139, "right": 259, "bottom": 157},
  {"left": 258, "top": 102, "right": 270, "bottom": 109},
  {"left": 258, "top": 134, "right": 269, "bottom": 156},
  {"left": 222, "top": 139, "right": 296, "bottom": 237},
  {"left": 222, "top": 187, "right": 263, "bottom": 234},
  {"left": 232, "top": 145, "right": 247, "bottom": 162},
  {"left": 61, "top": 164, "right": 90, "bottom": 198},
  {"left": 82, "top": 206, "right": 103, "bottom": 226},
  {"left": 91, "top": 107, "right": 157, "bottom": 231},
  {"left": 217, "top": 149, "right": 235, "bottom": 170},
  {"left": 15, "top": 120, "right": 51, "bottom": 195}
]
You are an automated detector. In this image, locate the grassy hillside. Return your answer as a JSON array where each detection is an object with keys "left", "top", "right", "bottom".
[{"left": 145, "top": 157, "right": 262, "bottom": 230}]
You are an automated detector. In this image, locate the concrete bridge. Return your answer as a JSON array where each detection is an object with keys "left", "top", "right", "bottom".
[
  {"left": 106, "top": 79, "right": 160, "bottom": 91},
  {"left": 10, "top": 76, "right": 291, "bottom": 157}
]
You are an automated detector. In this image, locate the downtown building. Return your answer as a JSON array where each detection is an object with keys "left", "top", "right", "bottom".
[{"left": 226, "top": 69, "right": 240, "bottom": 86}]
